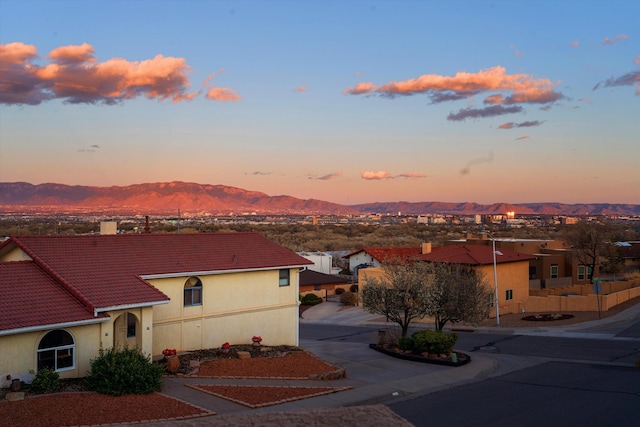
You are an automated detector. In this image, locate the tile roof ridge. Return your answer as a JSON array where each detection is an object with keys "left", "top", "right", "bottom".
[{"left": 12, "top": 237, "right": 97, "bottom": 316}]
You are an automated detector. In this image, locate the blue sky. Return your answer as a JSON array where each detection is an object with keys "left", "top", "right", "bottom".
[{"left": 1, "top": 0, "right": 638, "bottom": 205}]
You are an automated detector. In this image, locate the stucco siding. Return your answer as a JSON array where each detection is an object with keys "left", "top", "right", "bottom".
[
  {"left": 149, "top": 268, "right": 300, "bottom": 355},
  {"left": 0, "top": 324, "right": 101, "bottom": 387}
]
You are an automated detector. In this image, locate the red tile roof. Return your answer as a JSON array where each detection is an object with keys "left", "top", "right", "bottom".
[
  {"left": 0, "top": 233, "right": 312, "bottom": 332},
  {"left": 343, "top": 246, "right": 422, "bottom": 262},
  {"left": 414, "top": 244, "right": 536, "bottom": 265},
  {"left": 0, "top": 261, "right": 107, "bottom": 334}
]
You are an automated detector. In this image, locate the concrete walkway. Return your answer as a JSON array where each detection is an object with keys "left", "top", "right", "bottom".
[{"left": 155, "top": 300, "right": 640, "bottom": 425}]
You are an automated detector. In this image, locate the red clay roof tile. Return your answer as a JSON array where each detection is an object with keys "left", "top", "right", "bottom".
[
  {"left": 4, "top": 233, "right": 312, "bottom": 317},
  {"left": 0, "top": 261, "right": 107, "bottom": 333}
]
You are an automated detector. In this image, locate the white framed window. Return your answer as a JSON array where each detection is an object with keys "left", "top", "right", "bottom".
[
  {"left": 279, "top": 269, "right": 290, "bottom": 287},
  {"left": 577, "top": 265, "right": 585, "bottom": 281},
  {"left": 505, "top": 289, "right": 513, "bottom": 301},
  {"left": 550, "top": 265, "right": 558, "bottom": 279},
  {"left": 37, "top": 330, "right": 75, "bottom": 372},
  {"left": 184, "top": 276, "right": 203, "bottom": 306}
]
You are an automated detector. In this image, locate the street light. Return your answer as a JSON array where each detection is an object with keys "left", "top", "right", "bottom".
[
  {"left": 482, "top": 230, "right": 500, "bottom": 326},
  {"left": 491, "top": 235, "right": 500, "bottom": 326}
]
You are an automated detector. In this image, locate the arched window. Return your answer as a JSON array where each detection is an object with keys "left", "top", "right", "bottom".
[
  {"left": 184, "top": 276, "right": 203, "bottom": 306},
  {"left": 37, "top": 330, "right": 75, "bottom": 372}
]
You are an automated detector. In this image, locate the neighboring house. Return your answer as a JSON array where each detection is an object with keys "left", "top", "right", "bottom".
[
  {"left": 343, "top": 244, "right": 428, "bottom": 277},
  {"left": 616, "top": 241, "right": 640, "bottom": 273},
  {"left": 297, "top": 251, "right": 339, "bottom": 275},
  {"left": 299, "top": 269, "right": 351, "bottom": 296},
  {"left": 451, "top": 234, "right": 596, "bottom": 289},
  {"left": 0, "top": 233, "right": 311, "bottom": 386},
  {"left": 414, "top": 244, "right": 535, "bottom": 315}
]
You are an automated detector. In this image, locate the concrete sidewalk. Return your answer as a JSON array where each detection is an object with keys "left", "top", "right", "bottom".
[
  {"left": 155, "top": 300, "right": 640, "bottom": 425},
  {"left": 301, "top": 299, "right": 640, "bottom": 340}
]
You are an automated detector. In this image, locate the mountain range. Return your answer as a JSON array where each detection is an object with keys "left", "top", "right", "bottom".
[{"left": 1, "top": 181, "right": 639, "bottom": 216}]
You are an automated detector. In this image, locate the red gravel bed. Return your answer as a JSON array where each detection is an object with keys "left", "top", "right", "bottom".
[
  {"left": 195, "top": 350, "right": 342, "bottom": 378},
  {"left": 190, "top": 384, "right": 352, "bottom": 408},
  {"left": 0, "top": 392, "right": 211, "bottom": 427}
]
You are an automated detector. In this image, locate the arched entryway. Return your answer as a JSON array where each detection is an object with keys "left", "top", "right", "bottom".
[{"left": 113, "top": 312, "right": 141, "bottom": 349}]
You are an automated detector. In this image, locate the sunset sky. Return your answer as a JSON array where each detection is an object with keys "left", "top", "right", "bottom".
[{"left": 1, "top": 0, "right": 638, "bottom": 205}]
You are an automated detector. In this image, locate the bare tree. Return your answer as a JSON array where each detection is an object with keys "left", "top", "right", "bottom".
[
  {"left": 362, "top": 261, "right": 433, "bottom": 337},
  {"left": 362, "top": 261, "right": 492, "bottom": 336},
  {"left": 424, "top": 263, "right": 492, "bottom": 331},
  {"left": 563, "top": 220, "right": 615, "bottom": 281}
]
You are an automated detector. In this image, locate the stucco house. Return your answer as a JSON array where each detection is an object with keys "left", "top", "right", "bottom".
[
  {"left": 343, "top": 245, "right": 424, "bottom": 277},
  {"left": 359, "top": 244, "right": 535, "bottom": 318},
  {"left": 414, "top": 244, "right": 535, "bottom": 315},
  {"left": 0, "top": 233, "right": 311, "bottom": 386}
]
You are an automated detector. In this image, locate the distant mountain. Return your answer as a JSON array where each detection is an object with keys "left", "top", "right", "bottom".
[
  {"left": 1, "top": 181, "right": 639, "bottom": 216},
  {"left": 0, "top": 182, "right": 357, "bottom": 215},
  {"left": 350, "top": 201, "right": 640, "bottom": 216}
]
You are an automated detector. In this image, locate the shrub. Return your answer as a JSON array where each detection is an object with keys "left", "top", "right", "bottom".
[
  {"left": 301, "top": 293, "right": 323, "bottom": 306},
  {"left": 85, "top": 347, "right": 163, "bottom": 396},
  {"left": 398, "top": 337, "right": 415, "bottom": 351},
  {"left": 335, "top": 287, "right": 345, "bottom": 295},
  {"left": 340, "top": 290, "right": 358, "bottom": 306},
  {"left": 412, "top": 330, "right": 458, "bottom": 355},
  {"left": 350, "top": 284, "right": 359, "bottom": 293},
  {"left": 625, "top": 270, "right": 640, "bottom": 281},
  {"left": 29, "top": 367, "right": 60, "bottom": 394}
]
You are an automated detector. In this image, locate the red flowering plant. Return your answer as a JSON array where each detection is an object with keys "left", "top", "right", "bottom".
[
  {"left": 252, "top": 336, "right": 262, "bottom": 343},
  {"left": 221, "top": 342, "right": 230, "bottom": 350},
  {"left": 162, "top": 348, "right": 177, "bottom": 357}
]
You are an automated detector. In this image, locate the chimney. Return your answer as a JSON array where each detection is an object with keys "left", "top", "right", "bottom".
[
  {"left": 99, "top": 221, "right": 117, "bottom": 235},
  {"left": 421, "top": 242, "right": 432, "bottom": 254}
]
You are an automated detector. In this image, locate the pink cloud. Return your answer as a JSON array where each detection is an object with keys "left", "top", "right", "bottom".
[
  {"left": 201, "top": 71, "right": 240, "bottom": 102},
  {"left": 294, "top": 86, "right": 308, "bottom": 92},
  {"left": 570, "top": 40, "right": 579, "bottom": 47},
  {"left": 344, "top": 66, "right": 558, "bottom": 100},
  {"left": 205, "top": 87, "right": 240, "bottom": 101},
  {"left": 0, "top": 42, "right": 239, "bottom": 105},
  {"left": 515, "top": 135, "right": 530, "bottom": 140},
  {"left": 498, "top": 120, "right": 543, "bottom": 129},
  {"left": 484, "top": 94, "right": 504, "bottom": 104},
  {"left": 603, "top": 34, "right": 629, "bottom": 45},
  {"left": 360, "top": 171, "right": 426, "bottom": 180},
  {"left": 344, "top": 66, "right": 562, "bottom": 120},
  {"left": 48, "top": 42, "right": 95, "bottom": 63},
  {"left": 634, "top": 55, "right": 640, "bottom": 65},
  {"left": 361, "top": 171, "right": 392, "bottom": 180},
  {"left": 343, "top": 82, "right": 376, "bottom": 95}
]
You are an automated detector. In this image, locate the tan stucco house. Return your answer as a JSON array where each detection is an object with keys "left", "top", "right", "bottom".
[
  {"left": 358, "top": 243, "right": 535, "bottom": 318},
  {"left": 0, "top": 233, "right": 311, "bottom": 386}
]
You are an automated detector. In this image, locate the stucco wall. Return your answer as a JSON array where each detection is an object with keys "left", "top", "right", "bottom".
[
  {"left": 149, "top": 268, "right": 300, "bottom": 355},
  {"left": 0, "top": 323, "right": 102, "bottom": 387}
]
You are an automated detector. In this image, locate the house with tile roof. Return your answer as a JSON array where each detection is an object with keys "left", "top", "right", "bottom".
[
  {"left": 343, "top": 244, "right": 428, "bottom": 277},
  {"left": 359, "top": 243, "right": 535, "bottom": 319},
  {"left": 0, "top": 232, "right": 312, "bottom": 386},
  {"left": 414, "top": 244, "right": 535, "bottom": 316}
]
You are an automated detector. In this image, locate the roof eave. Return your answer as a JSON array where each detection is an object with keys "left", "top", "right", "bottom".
[
  {"left": 94, "top": 299, "right": 170, "bottom": 314},
  {"left": 140, "top": 264, "right": 310, "bottom": 280},
  {"left": 0, "top": 316, "right": 108, "bottom": 337}
]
